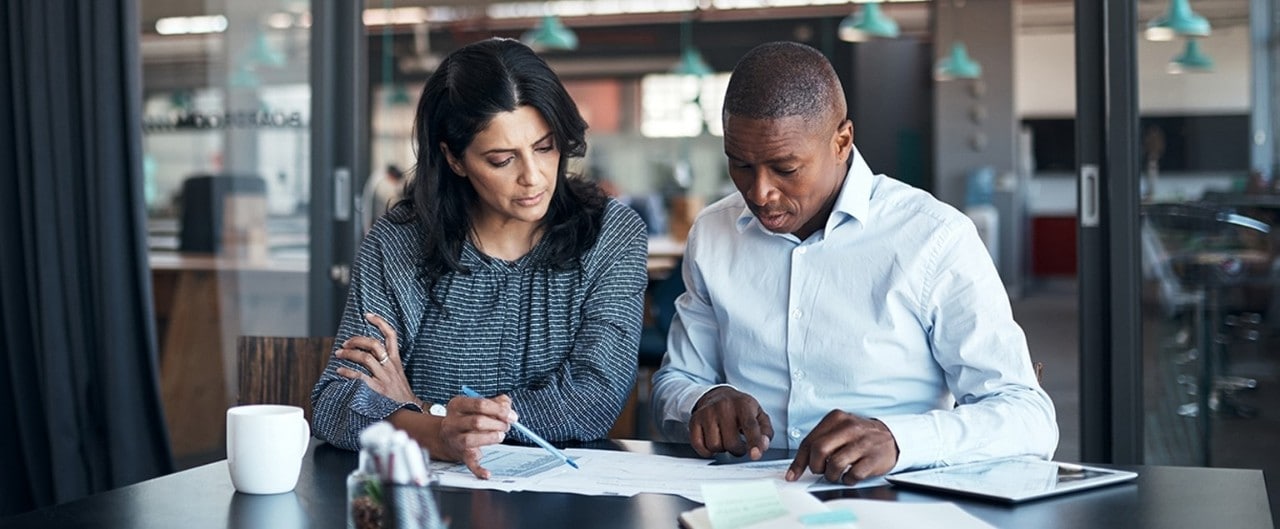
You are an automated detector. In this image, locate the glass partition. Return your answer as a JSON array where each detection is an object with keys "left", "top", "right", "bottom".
[{"left": 141, "top": 0, "right": 315, "bottom": 468}]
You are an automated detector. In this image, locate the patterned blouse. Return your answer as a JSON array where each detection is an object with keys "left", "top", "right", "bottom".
[{"left": 311, "top": 200, "right": 648, "bottom": 450}]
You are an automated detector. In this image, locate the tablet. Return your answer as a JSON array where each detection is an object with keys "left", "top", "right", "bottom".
[{"left": 884, "top": 456, "right": 1137, "bottom": 503}]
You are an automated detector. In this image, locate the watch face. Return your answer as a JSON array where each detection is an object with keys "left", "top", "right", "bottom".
[{"left": 429, "top": 404, "right": 447, "bottom": 417}]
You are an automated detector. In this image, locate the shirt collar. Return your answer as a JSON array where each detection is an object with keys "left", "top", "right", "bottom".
[{"left": 735, "top": 145, "right": 874, "bottom": 237}]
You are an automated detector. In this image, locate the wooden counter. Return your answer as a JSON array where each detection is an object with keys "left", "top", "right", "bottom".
[{"left": 150, "top": 252, "right": 308, "bottom": 467}]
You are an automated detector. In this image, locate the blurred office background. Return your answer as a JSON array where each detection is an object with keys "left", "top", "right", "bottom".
[{"left": 4, "top": 0, "right": 1278, "bottom": 522}]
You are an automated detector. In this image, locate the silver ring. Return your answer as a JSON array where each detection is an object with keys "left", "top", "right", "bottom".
[{"left": 377, "top": 354, "right": 390, "bottom": 365}]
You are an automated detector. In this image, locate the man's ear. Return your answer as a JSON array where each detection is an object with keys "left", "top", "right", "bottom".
[
  {"left": 440, "top": 142, "right": 466, "bottom": 177},
  {"left": 834, "top": 118, "right": 854, "bottom": 162}
]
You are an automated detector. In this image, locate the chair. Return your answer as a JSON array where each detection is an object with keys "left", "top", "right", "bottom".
[
  {"left": 179, "top": 174, "right": 268, "bottom": 256},
  {"left": 638, "top": 258, "right": 685, "bottom": 368},
  {"left": 1142, "top": 203, "right": 1273, "bottom": 420},
  {"left": 237, "top": 336, "right": 334, "bottom": 424}
]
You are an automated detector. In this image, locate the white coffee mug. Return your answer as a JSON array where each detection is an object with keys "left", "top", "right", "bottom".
[{"left": 227, "top": 405, "right": 311, "bottom": 495}]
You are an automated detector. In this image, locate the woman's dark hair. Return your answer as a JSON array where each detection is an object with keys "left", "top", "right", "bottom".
[{"left": 395, "top": 37, "right": 606, "bottom": 305}]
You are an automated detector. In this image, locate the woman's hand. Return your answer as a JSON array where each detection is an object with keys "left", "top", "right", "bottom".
[
  {"left": 435, "top": 394, "right": 517, "bottom": 479},
  {"left": 335, "top": 313, "right": 420, "bottom": 406}
]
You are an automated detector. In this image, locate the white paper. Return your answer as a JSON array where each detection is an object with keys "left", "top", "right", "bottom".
[
  {"left": 820, "top": 499, "right": 997, "bottom": 529},
  {"left": 428, "top": 445, "right": 885, "bottom": 502}
]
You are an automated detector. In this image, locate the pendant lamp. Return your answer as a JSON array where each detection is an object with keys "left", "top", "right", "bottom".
[
  {"left": 521, "top": 15, "right": 578, "bottom": 52},
  {"left": 934, "top": 0, "right": 981, "bottom": 81},
  {"left": 1146, "top": 0, "right": 1211, "bottom": 42},
  {"left": 248, "top": 30, "right": 286, "bottom": 68},
  {"left": 934, "top": 41, "right": 982, "bottom": 81},
  {"left": 1167, "top": 39, "right": 1213, "bottom": 74},
  {"left": 839, "top": 2, "right": 900, "bottom": 42},
  {"left": 672, "top": 18, "right": 712, "bottom": 77}
]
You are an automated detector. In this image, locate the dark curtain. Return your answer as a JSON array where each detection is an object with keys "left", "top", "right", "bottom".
[{"left": 0, "top": 0, "right": 173, "bottom": 516}]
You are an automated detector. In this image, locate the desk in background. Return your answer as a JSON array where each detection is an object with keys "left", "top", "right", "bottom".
[
  {"left": 647, "top": 234, "right": 686, "bottom": 277},
  {"left": 150, "top": 253, "right": 308, "bottom": 466},
  {"left": 1, "top": 440, "right": 1271, "bottom": 529}
]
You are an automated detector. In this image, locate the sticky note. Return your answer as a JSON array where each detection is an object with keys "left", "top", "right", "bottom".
[
  {"left": 702, "top": 480, "right": 790, "bottom": 529},
  {"left": 799, "top": 509, "right": 859, "bottom": 526}
]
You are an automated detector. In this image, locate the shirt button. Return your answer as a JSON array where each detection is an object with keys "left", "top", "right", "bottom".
[
  {"left": 792, "top": 369, "right": 805, "bottom": 380},
  {"left": 796, "top": 247, "right": 807, "bottom": 255},
  {"left": 789, "top": 428, "right": 802, "bottom": 439},
  {"left": 791, "top": 309, "right": 802, "bottom": 319}
]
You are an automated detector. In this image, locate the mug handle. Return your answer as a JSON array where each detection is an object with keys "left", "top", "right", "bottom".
[{"left": 299, "top": 415, "right": 311, "bottom": 453}]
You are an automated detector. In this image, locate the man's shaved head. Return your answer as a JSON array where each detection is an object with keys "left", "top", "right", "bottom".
[{"left": 722, "top": 41, "right": 847, "bottom": 126}]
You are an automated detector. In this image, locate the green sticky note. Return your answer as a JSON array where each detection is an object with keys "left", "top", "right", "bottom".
[
  {"left": 799, "top": 510, "right": 858, "bottom": 526},
  {"left": 702, "top": 480, "right": 790, "bottom": 529}
]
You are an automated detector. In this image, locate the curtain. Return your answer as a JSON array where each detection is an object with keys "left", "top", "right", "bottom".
[{"left": 0, "top": 0, "right": 173, "bottom": 515}]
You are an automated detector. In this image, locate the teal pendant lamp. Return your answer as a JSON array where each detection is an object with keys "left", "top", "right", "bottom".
[
  {"left": 387, "top": 84, "right": 412, "bottom": 105},
  {"left": 248, "top": 29, "right": 286, "bottom": 68},
  {"left": 934, "top": 41, "right": 982, "bottom": 81},
  {"left": 934, "top": 0, "right": 981, "bottom": 81},
  {"left": 673, "top": 47, "right": 713, "bottom": 77},
  {"left": 521, "top": 15, "right": 578, "bottom": 51},
  {"left": 380, "top": 0, "right": 410, "bottom": 105},
  {"left": 1146, "top": 0, "right": 1211, "bottom": 41},
  {"left": 838, "top": 2, "right": 900, "bottom": 42},
  {"left": 1167, "top": 39, "right": 1213, "bottom": 74},
  {"left": 672, "top": 18, "right": 712, "bottom": 77},
  {"left": 229, "top": 63, "right": 260, "bottom": 88}
]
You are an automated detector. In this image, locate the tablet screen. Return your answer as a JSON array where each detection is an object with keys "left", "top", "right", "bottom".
[{"left": 884, "top": 457, "right": 1137, "bottom": 503}]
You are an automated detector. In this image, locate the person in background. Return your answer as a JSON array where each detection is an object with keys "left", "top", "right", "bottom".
[
  {"left": 361, "top": 164, "right": 407, "bottom": 233},
  {"left": 650, "top": 41, "right": 1057, "bottom": 484},
  {"left": 312, "top": 38, "right": 648, "bottom": 478}
]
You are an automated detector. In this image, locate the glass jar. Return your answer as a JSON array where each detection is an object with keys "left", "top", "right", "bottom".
[
  {"left": 347, "top": 449, "right": 445, "bottom": 529},
  {"left": 347, "top": 453, "right": 383, "bottom": 529}
]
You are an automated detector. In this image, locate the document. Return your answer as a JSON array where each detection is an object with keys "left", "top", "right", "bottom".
[
  {"left": 700, "top": 481, "right": 789, "bottom": 529},
  {"left": 428, "top": 445, "right": 885, "bottom": 502},
  {"left": 681, "top": 484, "right": 995, "bottom": 529}
]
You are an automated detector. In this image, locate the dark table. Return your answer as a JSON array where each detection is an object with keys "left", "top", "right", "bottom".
[{"left": 1, "top": 440, "right": 1272, "bottom": 529}]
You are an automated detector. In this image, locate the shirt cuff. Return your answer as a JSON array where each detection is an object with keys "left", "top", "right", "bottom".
[
  {"left": 353, "top": 383, "right": 421, "bottom": 421},
  {"left": 658, "top": 383, "right": 738, "bottom": 443},
  {"left": 875, "top": 413, "right": 940, "bottom": 473},
  {"left": 679, "top": 383, "right": 737, "bottom": 422}
]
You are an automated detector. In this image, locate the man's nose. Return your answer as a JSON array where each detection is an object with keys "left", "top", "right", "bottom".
[{"left": 746, "top": 173, "right": 775, "bottom": 206}]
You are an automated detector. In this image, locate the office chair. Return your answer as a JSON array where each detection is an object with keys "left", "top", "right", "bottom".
[
  {"left": 1142, "top": 203, "right": 1272, "bottom": 420},
  {"left": 637, "top": 260, "right": 685, "bottom": 369},
  {"left": 630, "top": 260, "right": 686, "bottom": 438},
  {"left": 179, "top": 174, "right": 268, "bottom": 254}
]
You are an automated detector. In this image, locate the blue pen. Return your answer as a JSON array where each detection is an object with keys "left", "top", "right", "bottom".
[{"left": 460, "top": 385, "right": 580, "bottom": 470}]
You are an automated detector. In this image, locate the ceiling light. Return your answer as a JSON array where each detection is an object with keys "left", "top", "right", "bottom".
[
  {"left": 362, "top": 7, "right": 428, "bottom": 26},
  {"left": 1167, "top": 39, "right": 1213, "bottom": 74},
  {"left": 672, "top": 48, "right": 713, "bottom": 76},
  {"left": 838, "top": 2, "right": 900, "bottom": 42},
  {"left": 1145, "top": 0, "right": 1211, "bottom": 42},
  {"left": 934, "top": 41, "right": 982, "bottom": 81},
  {"left": 521, "top": 15, "right": 579, "bottom": 51},
  {"left": 155, "top": 15, "right": 228, "bottom": 35},
  {"left": 672, "top": 17, "right": 712, "bottom": 77}
]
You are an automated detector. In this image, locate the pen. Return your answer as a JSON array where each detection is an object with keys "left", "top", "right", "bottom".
[
  {"left": 1057, "top": 462, "right": 1084, "bottom": 473},
  {"left": 460, "top": 385, "right": 580, "bottom": 470}
]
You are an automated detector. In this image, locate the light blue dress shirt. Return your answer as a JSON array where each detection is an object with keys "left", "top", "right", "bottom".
[{"left": 651, "top": 147, "right": 1057, "bottom": 473}]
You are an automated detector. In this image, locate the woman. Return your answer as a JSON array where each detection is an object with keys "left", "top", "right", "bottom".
[{"left": 311, "top": 38, "right": 648, "bottom": 478}]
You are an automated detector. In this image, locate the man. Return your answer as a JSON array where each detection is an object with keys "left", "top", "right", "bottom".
[{"left": 650, "top": 42, "right": 1057, "bottom": 485}]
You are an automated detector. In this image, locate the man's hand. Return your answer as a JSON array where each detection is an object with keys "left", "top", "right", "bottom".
[
  {"left": 785, "top": 410, "right": 899, "bottom": 484},
  {"left": 689, "top": 387, "right": 774, "bottom": 459}
]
